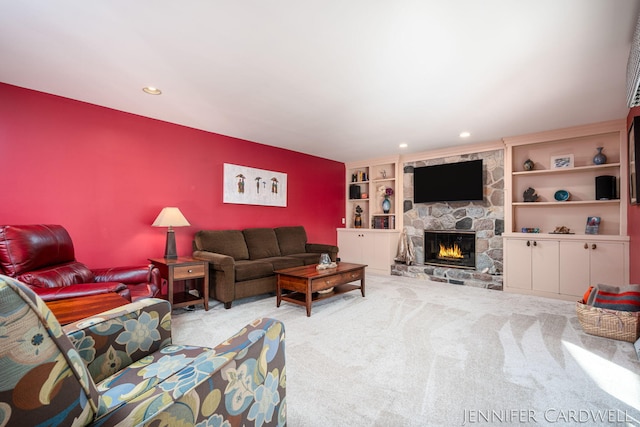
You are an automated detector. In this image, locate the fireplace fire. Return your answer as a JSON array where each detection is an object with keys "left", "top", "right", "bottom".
[
  {"left": 425, "top": 230, "right": 476, "bottom": 269},
  {"left": 438, "top": 242, "right": 464, "bottom": 260}
]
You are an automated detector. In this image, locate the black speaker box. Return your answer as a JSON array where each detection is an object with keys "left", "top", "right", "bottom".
[
  {"left": 595, "top": 175, "right": 616, "bottom": 200},
  {"left": 349, "top": 184, "right": 361, "bottom": 200}
]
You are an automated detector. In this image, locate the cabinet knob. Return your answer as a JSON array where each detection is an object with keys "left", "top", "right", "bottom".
[
  {"left": 188, "top": 269, "right": 193, "bottom": 273},
  {"left": 533, "top": 241, "right": 537, "bottom": 247},
  {"left": 526, "top": 240, "right": 530, "bottom": 247},
  {"left": 592, "top": 244, "right": 597, "bottom": 250},
  {"left": 584, "top": 243, "right": 588, "bottom": 249}
]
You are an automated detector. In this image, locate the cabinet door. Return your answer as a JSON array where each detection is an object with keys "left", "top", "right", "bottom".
[
  {"left": 559, "top": 242, "right": 590, "bottom": 297},
  {"left": 368, "top": 232, "right": 396, "bottom": 273},
  {"left": 337, "top": 231, "right": 364, "bottom": 264},
  {"left": 504, "top": 238, "right": 533, "bottom": 290},
  {"left": 589, "top": 242, "right": 625, "bottom": 287},
  {"left": 560, "top": 241, "right": 625, "bottom": 297},
  {"left": 531, "top": 239, "right": 559, "bottom": 294}
]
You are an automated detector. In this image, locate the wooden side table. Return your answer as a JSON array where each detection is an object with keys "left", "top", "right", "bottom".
[
  {"left": 149, "top": 257, "right": 209, "bottom": 311},
  {"left": 46, "top": 293, "right": 130, "bottom": 325}
]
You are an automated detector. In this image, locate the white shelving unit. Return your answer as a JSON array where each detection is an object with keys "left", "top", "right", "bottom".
[
  {"left": 345, "top": 156, "right": 400, "bottom": 231},
  {"left": 340, "top": 156, "right": 401, "bottom": 274},
  {"left": 502, "top": 119, "right": 629, "bottom": 300}
]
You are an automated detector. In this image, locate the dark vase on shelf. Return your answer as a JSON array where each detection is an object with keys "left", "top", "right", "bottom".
[
  {"left": 593, "top": 147, "right": 607, "bottom": 165},
  {"left": 523, "top": 159, "right": 534, "bottom": 171},
  {"left": 354, "top": 214, "right": 362, "bottom": 228},
  {"left": 354, "top": 205, "right": 363, "bottom": 228}
]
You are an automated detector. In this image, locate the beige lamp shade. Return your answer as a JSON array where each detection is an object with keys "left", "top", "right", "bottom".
[
  {"left": 152, "top": 207, "right": 190, "bottom": 259},
  {"left": 152, "top": 207, "right": 191, "bottom": 227}
]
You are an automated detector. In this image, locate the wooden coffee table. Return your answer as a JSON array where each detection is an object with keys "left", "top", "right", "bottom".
[
  {"left": 275, "top": 262, "right": 366, "bottom": 316},
  {"left": 46, "top": 293, "right": 130, "bottom": 325}
]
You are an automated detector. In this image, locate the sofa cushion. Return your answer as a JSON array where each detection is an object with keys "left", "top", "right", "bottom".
[
  {"left": 17, "top": 261, "right": 96, "bottom": 288},
  {"left": 193, "top": 230, "right": 249, "bottom": 261},
  {"left": 234, "top": 260, "right": 275, "bottom": 281},
  {"left": 275, "top": 226, "right": 307, "bottom": 255},
  {"left": 94, "top": 345, "right": 212, "bottom": 418},
  {"left": 286, "top": 252, "right": 325, "bottom": 265},
  {"left": 243, "top": 228, "right": 281, "bottom": 260},
  {"left": 262, "top": 256, "right": 305, "bottom": 271},
  {"left": 0, "top": 224, "right": 76, "bottom": 276}
]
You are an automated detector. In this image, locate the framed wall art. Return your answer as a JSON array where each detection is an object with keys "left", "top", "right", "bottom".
[
  {"left": 550, "top": 154, "right": 574, "bottom": 169},
  {"left": 223, "top": 163, "right": 287, "bottom": 207}
]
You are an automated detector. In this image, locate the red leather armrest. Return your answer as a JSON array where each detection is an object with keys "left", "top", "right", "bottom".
[
  {"left": 31, "top": 282, "right": 128, "bottom": 302},
  {"left": 93, "top": 265, "right": 159, "bottom": 285}
]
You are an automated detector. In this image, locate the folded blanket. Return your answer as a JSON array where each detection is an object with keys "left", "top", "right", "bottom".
[{"left": 586, "top": 284, "right": 640, "bottom": 312}]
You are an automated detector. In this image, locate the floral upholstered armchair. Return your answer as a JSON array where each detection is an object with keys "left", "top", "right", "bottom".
[{"left": 0, "top": 274, "right": 286, "bottom": 426}]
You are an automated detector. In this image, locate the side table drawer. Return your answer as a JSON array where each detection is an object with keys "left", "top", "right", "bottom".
[
  {"left": 174, "top": 264, "right": 205, "bottom": 279},
  {"left": 314, "top": 269, "right": 363, "bottom": 289}
]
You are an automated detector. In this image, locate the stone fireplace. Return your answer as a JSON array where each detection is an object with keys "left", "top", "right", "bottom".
[
  {"left": 391, "top": 149, "right": 504, "bottom": 290},
  {"left": 424, "top": 230, "right": 475, "bottom": 269}
]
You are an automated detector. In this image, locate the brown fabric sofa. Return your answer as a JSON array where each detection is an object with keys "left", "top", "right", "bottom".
[{"left": 193, "top": 226, "right": 338, "bottom": 308}]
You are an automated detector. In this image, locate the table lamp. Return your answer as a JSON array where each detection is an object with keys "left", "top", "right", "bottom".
[{"left": 152, "top": 207, "right": 190, "bottom": 259}]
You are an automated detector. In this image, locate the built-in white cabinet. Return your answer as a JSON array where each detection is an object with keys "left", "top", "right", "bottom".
[
  {"left": 504, "top": 236, "right": 559, "bottom": 293},
  {"left": 503, "top": 233, "right": 629, "bottom": 300},
  {"left": 503, "top": 120, "right": 630, "bottom": 301},
  {"left": 337, "top": 229, "right": 399, "bottom": 275},
  {"left": 559, "top": 240, "right": 627, "bottom": 296}
]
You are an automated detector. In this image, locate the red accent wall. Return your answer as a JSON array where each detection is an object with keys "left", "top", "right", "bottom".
[
  {"left": 628, "top": 108, "right": 640, "bottom": 282},
  {"left": 0, "top": 83, "right": 345, "bottom": 268}
]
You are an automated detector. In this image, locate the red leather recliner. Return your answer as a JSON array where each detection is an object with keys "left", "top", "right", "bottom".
[{"left": 0, "top": 224, "right": 161, "bottom": 302}]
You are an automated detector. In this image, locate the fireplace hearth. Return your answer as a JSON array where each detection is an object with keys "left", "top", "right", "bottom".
[{"left": 424, "top": 230, "right": 476, "bottom": 269}]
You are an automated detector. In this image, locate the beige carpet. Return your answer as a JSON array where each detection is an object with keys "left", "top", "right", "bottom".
[{"left": 171, "top": 273, "right": 640, "bottom": 426}]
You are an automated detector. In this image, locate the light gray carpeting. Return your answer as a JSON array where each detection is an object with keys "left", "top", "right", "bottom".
[{"left": 172, "top": 273, "right": 640, "bottom": 426}]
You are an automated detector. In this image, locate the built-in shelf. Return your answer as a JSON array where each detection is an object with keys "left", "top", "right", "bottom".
[
  {"left": 512, "top": 163, "right": 620, "bottom": 176},
  {"left": 345, "top": 156, "right": 400, "bottom": 231},
  {"left": 512, "top": 200, "right": 620, "bottom": 206},
  {"left": 503, "top": 119, "right": 629, "bottom": 301}
]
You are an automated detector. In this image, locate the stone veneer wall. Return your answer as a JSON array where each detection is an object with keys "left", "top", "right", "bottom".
[{"left": 390, "top": 149, "right": 504, "bottom": 290}]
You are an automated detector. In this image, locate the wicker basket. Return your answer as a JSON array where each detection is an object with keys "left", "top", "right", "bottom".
[{"left": 576, "top": 301, "right": 640, "bottom": 343}]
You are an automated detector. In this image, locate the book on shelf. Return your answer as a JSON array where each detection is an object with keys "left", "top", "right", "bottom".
[{"left": 372, "top": 215, "right": 395, "bottom": 229}]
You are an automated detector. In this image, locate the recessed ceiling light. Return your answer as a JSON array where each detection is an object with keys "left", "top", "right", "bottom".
[
  {"left": 399, "top": 143, "right": 408, "bottom": 148},
  {"left": 459, "top": 131, "right": 471, "bottom": 138},
  {"left": 142, "top": 86, "right": 162, "bottom": 95}
]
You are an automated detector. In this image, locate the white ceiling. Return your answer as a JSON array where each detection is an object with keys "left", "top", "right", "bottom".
[{"left": 1, "top": 1, "right": 639, "bottom": 162}]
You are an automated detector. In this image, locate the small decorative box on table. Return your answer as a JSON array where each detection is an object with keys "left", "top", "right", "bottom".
[{"left": 149, "top": 257, "right": 209, "bottom": 311}]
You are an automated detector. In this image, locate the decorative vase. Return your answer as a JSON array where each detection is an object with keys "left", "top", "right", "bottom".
[
  {"left": 523, "top": 159, "right": 534, "bottom": 171},
  {"left": 593, "top": 147, "right": 607, "bottom": 165},
  {"left": 354, "top": 214, "right": 362, "bottom": 228},
  {"left": 382, "top": 197, "right": 391, "bottom": 214}
]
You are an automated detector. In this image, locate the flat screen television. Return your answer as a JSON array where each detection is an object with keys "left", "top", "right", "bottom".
[{"left": 413, "top": 159, "right": 483, "bottom": 203}]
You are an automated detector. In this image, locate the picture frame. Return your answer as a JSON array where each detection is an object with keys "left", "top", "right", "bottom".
[
  {"left": 223, "top": 163, "right": 287, "bottom": 207},
  {"left": 585, "top": 216, "right": 601, "bottom": 235},
  {"left": 550, "top": 154, "right": 574, "bottom": 169},
  {"left": 629, "top": 117, "right": 640, "bottom": 204}
]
